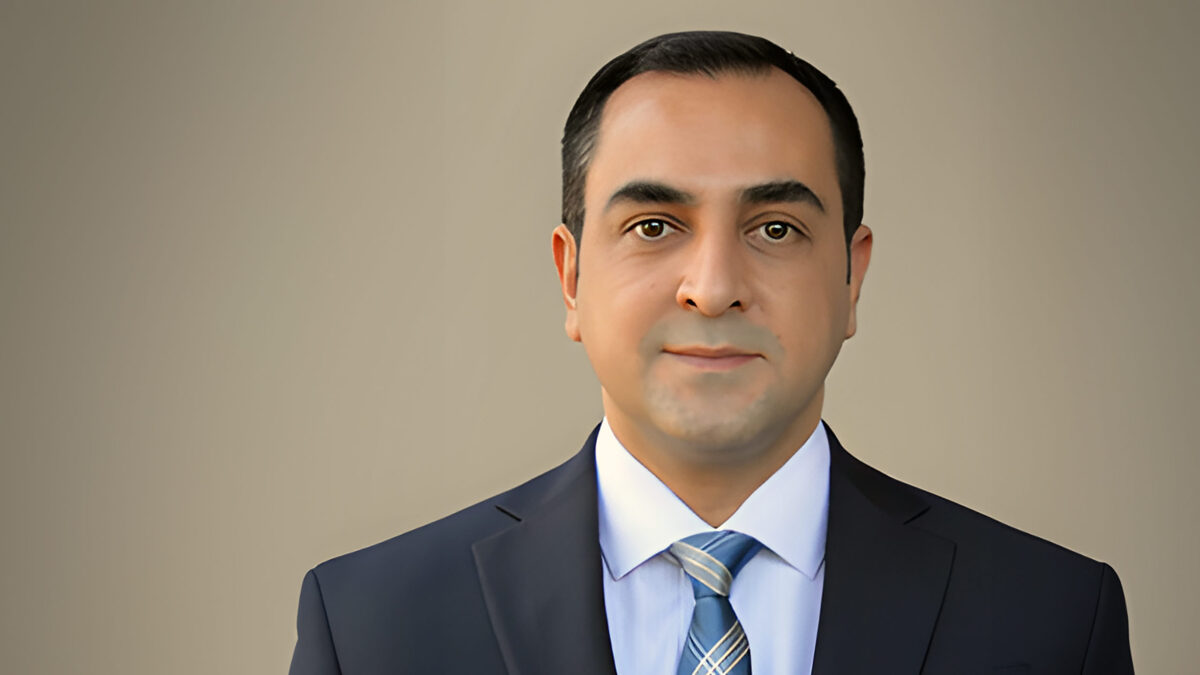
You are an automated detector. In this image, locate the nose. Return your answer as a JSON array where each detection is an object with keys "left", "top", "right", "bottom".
[{"left": 675, "top": 228, "right": 752, "bottom": 317}]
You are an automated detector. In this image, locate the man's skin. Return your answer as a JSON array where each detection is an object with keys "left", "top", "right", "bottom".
[{"left": 552, "top": 68, "right": 873, "bottom": 526}]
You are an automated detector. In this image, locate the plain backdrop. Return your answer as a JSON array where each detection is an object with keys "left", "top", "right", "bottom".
[{"left": 2, "top": 1, "right": 1197, "bottom": 673}]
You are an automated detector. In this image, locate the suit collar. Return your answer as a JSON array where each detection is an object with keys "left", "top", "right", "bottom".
[
  {"left": 810, "top": 425, "right": 957, "bottom": 675},
  {"left": 472, "top": 422, "right": 956, "bottom": 675},
  {"left": 472, "top": 424, "right": 618, "bottom": 675}
]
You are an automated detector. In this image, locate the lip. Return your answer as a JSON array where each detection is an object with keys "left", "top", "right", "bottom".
[
  {"left": 662, "top": 345, "right": 759, "bottom": 358},
  {"left": 662, "top": 345, "right": 761, "bottom": 371}
]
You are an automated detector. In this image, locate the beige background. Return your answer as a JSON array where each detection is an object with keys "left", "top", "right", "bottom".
[{"left": 1, "top": 1, "right": 1196, "bottom": 673}]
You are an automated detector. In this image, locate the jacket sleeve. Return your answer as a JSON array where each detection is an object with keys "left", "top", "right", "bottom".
[
  {"left": 1081, "top": 563, "right": 1134, "bottom": 674},
  {"left": 288, "top": 568, "right": 343, "bottom": 675}
]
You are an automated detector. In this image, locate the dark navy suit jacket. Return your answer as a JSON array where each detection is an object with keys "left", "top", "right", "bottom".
[{"left": 288, "top": 424, "right": 1134, "bottom": 674}]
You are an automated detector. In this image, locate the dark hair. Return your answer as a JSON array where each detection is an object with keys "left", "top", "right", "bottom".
[{"left": 561, "top": 31, "right": 865, "bottom": 267}]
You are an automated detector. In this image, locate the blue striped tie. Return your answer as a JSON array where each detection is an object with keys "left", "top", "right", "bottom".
[{"left": 669, "top": 531, "right": 763, "bottom": 675}]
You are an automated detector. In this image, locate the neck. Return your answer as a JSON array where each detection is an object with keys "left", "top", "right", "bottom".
[{"left": 604, "top": 395, "right": 823, "bottom": 527}]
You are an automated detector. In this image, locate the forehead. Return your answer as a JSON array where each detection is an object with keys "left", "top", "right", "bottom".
[{"left": 585, "top": 68, "right": 840, "bottom": 215}]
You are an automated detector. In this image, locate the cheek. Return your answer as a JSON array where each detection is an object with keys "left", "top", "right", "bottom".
[
  {"left": 577, "top": 280, "right": 657, "bottom": 361},
  {"left": 769, "top": 279, "right": 848, "bottom": 353},
  {"left": 588, "top": 266, "right": 671, "bottom": 321}
]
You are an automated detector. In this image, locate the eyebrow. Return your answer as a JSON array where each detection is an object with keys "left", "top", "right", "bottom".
[
  {"left": 740, "top": 180, "right": 825, "bottom": 213},
  {"left": 603, "top": 179, "right": 826, "bottom": 214},
  {"left": 604, "top": 181, "right": 696, "bottom": 212}
]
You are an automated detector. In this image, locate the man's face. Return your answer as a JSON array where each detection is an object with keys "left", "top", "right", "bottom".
[{"left": 553, "top": 68, "right": 871, "bottom": 462}]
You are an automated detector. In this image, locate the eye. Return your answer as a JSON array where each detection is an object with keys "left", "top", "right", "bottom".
[
  {"left": 757, "top": 221, "right": 797, "bottom": 241},
  {"left": 631, "top": 218, "right": 676, "bottom": 241}
]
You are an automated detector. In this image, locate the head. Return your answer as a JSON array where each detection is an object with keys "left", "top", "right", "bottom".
[
  {"left": 551, "top": 31, "right": 872, "bottom": 465},
  {"left": 561, "top": 31, "right": 865, "bottom": 275}
]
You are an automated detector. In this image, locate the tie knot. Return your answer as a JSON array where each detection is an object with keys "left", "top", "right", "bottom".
[{"left": 669, "top": 531, "right": 762, "bottom": 598}]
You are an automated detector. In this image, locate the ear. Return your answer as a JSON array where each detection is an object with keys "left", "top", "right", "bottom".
[
  {"left": 552, "top": 224, "right": 582, "bottom": 342},
  {"left": 845, "top": 224, "right": 873, "bottom": 339}
]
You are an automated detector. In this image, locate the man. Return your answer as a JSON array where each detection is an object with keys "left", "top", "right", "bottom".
[{"left": 289, "top": 31, "right": 1133, "bottom": 674}]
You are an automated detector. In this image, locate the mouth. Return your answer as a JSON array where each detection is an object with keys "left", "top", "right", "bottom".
[{"left": 662, "top": 345, "right": 761, "bottom": 371}]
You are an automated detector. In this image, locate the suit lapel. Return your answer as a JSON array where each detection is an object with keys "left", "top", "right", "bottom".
[
  {"left": 810, "top": 427, "right": 956, "bottom": 675},
  {"left": 472, "top": 426, "right": 618, "bottom": 675},
  {"left": 471, "top": 423, "right": 953, "bottom": 674}
]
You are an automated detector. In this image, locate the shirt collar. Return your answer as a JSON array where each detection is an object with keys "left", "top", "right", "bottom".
[{"left": 595, "top": 417, "right": 829, "bottom": 581}]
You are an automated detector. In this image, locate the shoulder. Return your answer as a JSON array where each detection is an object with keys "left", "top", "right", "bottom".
[
  {"left": 306, "top": 436, "right": 595, "bottom": 604},
  {"left": 915, "top": 481, "right": 1102, "bottom": 572},
  {"left": 906, "top": 474, "right": 1130, "bottom": 666},
  {"left": 838, "top": 441, "right": 1128, "bottom": 656},
  {"left": 875, "top": 454, "right": 1107, "bottom": 579},
  {"left": 287, "top": 435, "right": 600, "bottom": 672},
  {"left": 831, "top": 430, "right": 1110, "bottom": 578},
  {"left": 831, "top": 439, "right": 1132, "bottom": 667},
  {"left": 909, "top": 474, "right": 1117, "bottom": 616},
  {"left": 311, "top": 494, "right": 510, "bottom": 595}
]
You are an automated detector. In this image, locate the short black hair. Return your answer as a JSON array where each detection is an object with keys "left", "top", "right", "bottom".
[{"left": 561, "top": 31, "right": 865, "bottom": 265}]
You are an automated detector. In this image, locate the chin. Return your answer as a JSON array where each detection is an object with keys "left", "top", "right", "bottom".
[{"left": 645, "top": 390, "right": 784, "bottom": 458}]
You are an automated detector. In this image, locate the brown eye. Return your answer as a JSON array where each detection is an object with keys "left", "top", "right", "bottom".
[
  {"left": 634, "top": 219, "right": 673, "bottom": 240},
  {"left": 761, "top": 222, "right": 793, "bottom": 240}
]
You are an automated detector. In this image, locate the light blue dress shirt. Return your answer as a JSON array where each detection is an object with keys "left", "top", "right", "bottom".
[{"left": 595, "top": 417, "right": 830, "bottom": 675}]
